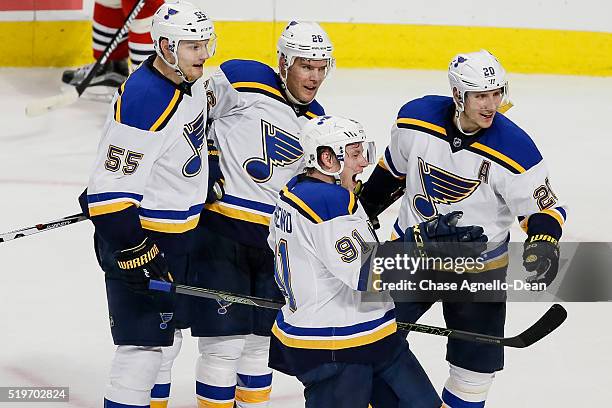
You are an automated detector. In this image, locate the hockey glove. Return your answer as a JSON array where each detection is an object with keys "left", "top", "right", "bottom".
[
  {"left": 115, "top": 237, "right": 173, "bottom": 292},
  {"left": 404, "top": 211, "right": 488, "bottom": 259},
  {"left": 523, "top": 234, "right": 560, "bottom": 288},
  {"left": 354, "top": 180, "right": 405, "bottom": 230}
]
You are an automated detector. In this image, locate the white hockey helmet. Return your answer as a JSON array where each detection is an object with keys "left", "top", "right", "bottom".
[
  {"left": 151, "top": 1, "right": 216, "bottom": 78},
  {"left": 300, "top": 115, "right": 376, "bottom": 177},
  {"left": 448, "top": 49, "right": 508, "bottom": 112},
  {"left": 277, "top": 21, "right": 335, "bottom": 78}
]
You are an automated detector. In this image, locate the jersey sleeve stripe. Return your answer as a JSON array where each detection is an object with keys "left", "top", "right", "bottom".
[
  {"left": 391, "top": 219, "right": 404, "bottom": 241},
  {"left": 138, "top": 203, "right": 204, "bottom": 220},
  {"left": 348, "top": 191, "right": 357, "bottom": 215},
  {"left": 140, "top": 217, "right": 199, "bottom": 233},
  {"left": 89, "top": 201, "right": 134, "bottom": 217},
  {"left": 149, "top": 89, "right": 182, "bottom": 132},
  {"left": 305, "top": 111, "right": 317, "bottom": 118},
  {"left": 205, "top": 202, "right": 272, "bottom": 226},
  {"left": 219, "top": 194, "right": 276, "bottom": 214},
  {"left": 396, "top": 117, "right": 447, "bottom": 136},
  {"left": 232, "top": 81, "right": 283, "bottom": 98},
  {"left": 470, "top": 142, "right": 526, "bottom": 174},
  {"left": 541, "top": 208, "right": 566, "bottom": 226},
  {"left": 88, "top": 191, "right": 144, "bottom": 203},
  {"left": 383, "top": 147, "right": 406, "bottom": 178},
  {"left": 280, "top": 187, "right": 323, "bottom": 224}
]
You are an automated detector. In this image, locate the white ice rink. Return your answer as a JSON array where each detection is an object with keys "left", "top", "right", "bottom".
[{"left": 1, "top": 66, "right": 611, "bottom": 407}]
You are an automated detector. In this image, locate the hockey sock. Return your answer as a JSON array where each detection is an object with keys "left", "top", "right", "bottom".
[
  {"left": 441, "top": 364, "right": 494, "bottom": 408},
  {"left": 93, "top": 0, "right": 128, "bottom": 60},
  {"left": 196, "top": 336, "right": 246, "bottom": 408},
  {"left": 122, "top": 0, "right": 162, "bottom": 67},
  {"left": 104, "top": 345, "right": 163, "bottom": 408},
  {"left": 235, "top": 335, "right": 272, "bottom": 407},
  {"left": 151, "top": 330, "right": 182, "bottom": 408}
]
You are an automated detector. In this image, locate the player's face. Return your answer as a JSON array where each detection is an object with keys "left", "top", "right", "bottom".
[
  {"left": 176, "top": 39, "right": 213, "bottom": 81},
  {"left": 340, "top": 142, "right": 370, "bottom": 191},
  {"left": 285, "top": 58, "right": 329, "bottom": 103},
  {"left": 460, "top": 89, "right": 504, "bottom": 132}
]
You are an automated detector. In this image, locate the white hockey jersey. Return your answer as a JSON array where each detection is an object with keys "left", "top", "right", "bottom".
[
  {"left": 267, "top": 175, "right": 400, "bottom": 375},
  {"left": 384, "top": 96, "right": 566, "bottom": 270},
  {"left": 202, "top": 59, "right": 325, "bottom": 248},
  {"left": 87, "top": 58, "right": 209, "bottom": 236}
]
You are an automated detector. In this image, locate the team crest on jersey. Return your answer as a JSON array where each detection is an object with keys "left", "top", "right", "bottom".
[
  {"left": 243, "top": 120, "right": 303, "bottom": 183},
  {"left": 182, "top": 110, "right": 206, "bottom": 177},
  {"left": 413, "top": 157, "right": 481, "bottom": 219},
  {"left": 159, "top": 313, "right": 173, "bottom": 330}
]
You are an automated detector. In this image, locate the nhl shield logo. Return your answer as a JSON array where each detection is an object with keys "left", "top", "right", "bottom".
[{"left": 159, "top": 313, "right": 174, "bottom": 330}]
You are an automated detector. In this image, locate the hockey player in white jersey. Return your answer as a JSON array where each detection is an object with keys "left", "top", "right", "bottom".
[
  {"left": 267, "top": 115, "right": 450, "bottom": 408},
  {"left": 189, "top": 21, "right": 332, "bottom": 407},
  {"left": 84, "top": 3, "right": 216, "bottom": 407},
  {"left": 360, "top": 50, "right": 567, "bottom": 407}
]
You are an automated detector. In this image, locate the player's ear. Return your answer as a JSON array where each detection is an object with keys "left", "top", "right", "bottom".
[
  {"left": 317, "top": 149, "right": 333, "bottom": 171},
  {"left": 452, "top": 87, "right": 462, "bottom": 104},
  {"left": 160, "top": 38, "right": 175, "bottom": 64}
]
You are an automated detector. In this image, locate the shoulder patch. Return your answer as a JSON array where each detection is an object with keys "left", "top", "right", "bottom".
[
  {"left": 114, "top": 66, "right": 183, "bottom": 132},
  {"left": 280, "top": 178, "right": 358, "bottom": 223},
  {"left": 468, "top": 114, "right": 543, "bottom": 174}
]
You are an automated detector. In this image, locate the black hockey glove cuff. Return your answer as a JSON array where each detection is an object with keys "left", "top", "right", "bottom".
[
  {"left": 206, "top": 139, "right": 224, "bottom": 204},
  {"left": 523, "top": 234, "right": 560, "bottom": 289},
  {"left": 115, "top": 237, "right": 173, "bottom": 292},
  {"left": 404, "top": 211, "right": 488, "bottom": 260}
]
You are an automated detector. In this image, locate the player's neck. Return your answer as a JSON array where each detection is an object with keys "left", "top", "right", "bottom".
[
  {"left": 153, "top": 56, "right": 183, "bottom": 85},
  {"left": 307, "top": 170, "right": 335, "bottom": 184},
  {"left": 454, "top": 110, "right": 480, "bottom": 135}
]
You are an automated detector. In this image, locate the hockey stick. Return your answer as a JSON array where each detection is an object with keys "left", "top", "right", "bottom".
[
  {"left": 149, "top": 280, "right": 567, "bottom": 348},
  {"left": 0, "top": 213, "right": 87, "bottom": 244},
  {"left": 25, "top": 0, "right": 146, "bottom": 117}
]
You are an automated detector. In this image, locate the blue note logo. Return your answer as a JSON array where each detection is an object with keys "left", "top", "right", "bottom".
[
  {"left": 452, "top": 56, "right": 467, "bottom": 68},
  {"left": 159, "top": 313, "right": 173, "bottom": 330},
  {"left": 243, "top": 120, "right": 303, "bottom": 183},
  {"left": 182, "top": 110, "right": 206, "bottom": 177},
  {"left": 413, "top": 157, "right": 481, "bottom": 219},
  {"left": 164, "top": 8, "right": 179, "bottom": 20}
]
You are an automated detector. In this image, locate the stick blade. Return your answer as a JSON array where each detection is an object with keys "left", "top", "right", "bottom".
[
  {"left": 508, "top": 304, "right": 568, "bottom": 348},
  {"left": 25, "top": 87, "right": 79, "bottom": 117}
]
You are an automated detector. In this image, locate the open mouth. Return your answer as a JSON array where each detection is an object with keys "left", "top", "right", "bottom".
[{"left": 481, "top": 112, "right": 494, "bottom": 120}]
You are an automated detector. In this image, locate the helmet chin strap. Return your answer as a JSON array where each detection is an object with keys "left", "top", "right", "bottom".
[
  {"left": 159, "top": 45, "right": 188, "bottom": 81},
  {"left": 453, "top": 97, "right": 479, "bottom": 136}
]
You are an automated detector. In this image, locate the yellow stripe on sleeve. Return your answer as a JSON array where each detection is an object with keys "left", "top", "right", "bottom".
[
  {"left": 470, "top": 142, "right": 526, "bottom": 173},
  {"left": 205, "top": 202, "right": 272, "bottom": 226},
  {"left": 140, "top": 217, "right": 200, "bottom": 233},
  {"left": 89, "top": 201, "right": 134, "bottom": 217},
  {"left": 150, "top": 89, "right": 181, "bottom": 131},
  {"left": 541, "top": 208, "right": 565, "bottom": 226},
  {"left": 231, "top": 81, "right": 283, "bottom": 98},
  {"left": 282, "top": 187, "right": 324, "bottom": 223},
  {"left": 396, "top": 118, "right": 447, "bottom": 136}
]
